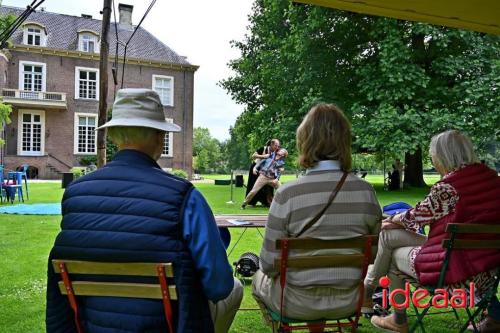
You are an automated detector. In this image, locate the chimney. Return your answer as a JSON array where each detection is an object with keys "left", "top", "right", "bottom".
[{"left": 118, "top": 4, "right": 133, "bottom": 29}]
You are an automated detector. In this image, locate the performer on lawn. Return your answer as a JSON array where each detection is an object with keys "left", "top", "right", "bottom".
[{"left": 245, "top": 139, "right": 280, "bottom": 207}]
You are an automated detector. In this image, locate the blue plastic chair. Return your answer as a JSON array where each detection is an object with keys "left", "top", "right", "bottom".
[
  {"left": 20, "top": 164, "right": 29, "bottom": 200},
  {"left": 0, "top": 165, "right": 6, "bottom": 203},
  {"left": 6, "top": 171, "right": 24, "bottom": 203}
]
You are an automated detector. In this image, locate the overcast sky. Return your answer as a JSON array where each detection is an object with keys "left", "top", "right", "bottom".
[{"left": 4, "top": 0, "right": 254, "bottom": 141}]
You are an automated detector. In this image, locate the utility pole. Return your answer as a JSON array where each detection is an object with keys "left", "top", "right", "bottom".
[{"left": 97, "top": 0, "right": 111, "bottom": 168}]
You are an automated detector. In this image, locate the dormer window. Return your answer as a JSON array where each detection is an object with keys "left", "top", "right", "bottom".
[
  {"left": 78, "top": 32, "right": 99, "bottom": 53},
  {"left": 81, "top": 35, "right": 96, "bottom": 52},
  {"left": 23, "top": 23, "right": 47, "bottom": 46},
  {"left": 27, "top": 27, "right": 42, "bottom": 45}
]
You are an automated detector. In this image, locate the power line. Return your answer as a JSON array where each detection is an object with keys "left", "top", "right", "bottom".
[
  {"left": 111, "top": 0, "right": 120, "bottom": 89},
  {"left": 120, "top": 0, "right": 156, "bottom": 88},
  {"left": 0, "top": 0, "right": 45, "bottom": 49}
]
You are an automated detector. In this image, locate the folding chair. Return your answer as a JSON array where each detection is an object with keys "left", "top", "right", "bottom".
[
  {"left": 257, "top": 235, "right": 377, "bottom": 332},
  {"left": 0, "top": 165, "right": 6, "bottom": 203},
  {"left": 442, "top": 223, "right": 500, "bottom": 333},
  {"left": 51, "top": 260, "right": 177, "bottom": 333},
  {"left": 20, "top": 164, "right": 29, "bottom": 199},
  {"left": 5, "top": 171, "right": 24, "bottom": 203},
  {"left": 392, "top": 223, "right": 500, "bottom": 333},
  {"left": 390, "top": 270, "right": 461, "bottom": 333}
]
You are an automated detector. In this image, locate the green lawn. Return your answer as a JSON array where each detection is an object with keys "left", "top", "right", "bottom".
[{"left": 0, "top": 176, "right": 494, "bottom": 332}]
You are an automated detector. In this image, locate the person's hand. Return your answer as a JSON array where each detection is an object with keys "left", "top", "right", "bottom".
[
  {"left": 253, "top": 168, "right": 258, "bottom": 175},
  {"left": 272, "top": 179, "right": 279, "bottom": 186},
  {"left": 381, "top": 214, "right": 404, "bottom": 230},
  {"left": 263, "top": 154, "right": 270, "bottom": 159},
  {"left": 382, "top": 221, "right": 404, "bottom": 230},
  {"left": 383, "top": 213, "right": 402, "bottom": 223}
]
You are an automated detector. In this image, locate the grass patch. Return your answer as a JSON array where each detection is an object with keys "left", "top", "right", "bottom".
[{"left": 0, "top": 175, "right": 494, "bottom": 332}]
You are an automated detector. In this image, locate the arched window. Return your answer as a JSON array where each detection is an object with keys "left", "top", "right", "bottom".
[
  {"left": 23, "top": 23, "right": 47, "bottom": 46},
  {"left": 78, "top": 31, "right": 99, "bottom": 53}
]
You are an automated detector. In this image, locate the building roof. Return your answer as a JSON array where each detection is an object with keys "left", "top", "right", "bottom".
[{"left": 0, "top": 5, "right": 193, "bottom": 66}]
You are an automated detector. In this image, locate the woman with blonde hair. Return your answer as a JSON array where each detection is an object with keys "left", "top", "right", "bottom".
[
  {"left": 365, "top": 130, "right": 500, "bottom": 333},
  {"left": 252, "top": 103, "right": 382, "bottom": 328}
]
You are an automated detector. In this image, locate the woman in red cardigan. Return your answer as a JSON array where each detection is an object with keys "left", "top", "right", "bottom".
[{"left": 364, "top": 130, "right": 500, "bottom": 333}]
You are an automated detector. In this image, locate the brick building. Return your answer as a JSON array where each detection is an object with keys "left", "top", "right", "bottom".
[{"left": 0, "top": 4, "right": 197, "bottom": 178}]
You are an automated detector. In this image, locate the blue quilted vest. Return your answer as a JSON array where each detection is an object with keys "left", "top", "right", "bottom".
[{"left": 46, "top": 149, "right": 214, "bottom": 333}]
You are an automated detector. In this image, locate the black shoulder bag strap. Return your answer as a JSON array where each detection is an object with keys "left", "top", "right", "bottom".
[{"left": 295, "top": 171, "right": 348, "bottom": 238}]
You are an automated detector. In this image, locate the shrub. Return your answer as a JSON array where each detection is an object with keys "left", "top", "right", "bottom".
[
  {"left": 79, "top": 155, "right": 97, "bottom": 166},
  {"left": 70, "top": 167, "right": 83, "bottom": 178},
  {"left": 171, "top": 169, "right": 188, "bottom": 179}
]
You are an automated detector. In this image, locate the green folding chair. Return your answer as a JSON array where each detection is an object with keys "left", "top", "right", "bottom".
[{"left": 393, "top": 223, "right": 500, "bottom": 333}]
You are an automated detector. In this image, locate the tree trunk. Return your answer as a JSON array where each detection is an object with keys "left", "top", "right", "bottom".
[{"left": 404, "top": 147, "right": 427, "bottom": 187}]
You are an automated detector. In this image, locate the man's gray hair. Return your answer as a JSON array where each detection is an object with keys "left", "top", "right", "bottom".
[
  {"left": 107, "top": 126, "right": 163, "bottom": 146},
  {"left": 429, "top": 130, "right": 478, "bottom": 171}
]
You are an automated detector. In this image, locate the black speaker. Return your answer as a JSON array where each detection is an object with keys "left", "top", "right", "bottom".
[
  {"left": 235, "top": 175, "right": 244, "bottom": 187},
  {"left": 61, "top": 172, "right": 74, "bottom": 188}
]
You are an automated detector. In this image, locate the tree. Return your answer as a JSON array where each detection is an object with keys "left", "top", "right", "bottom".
[
  {"left": 221, "top": 0, "right": 373, "bottom": 157},
  {"left": 0, "top": 6, "right": 15, "bottom": 37},
  {"left": 351, "top": 21, "right": 500, "bottom": 186},
  {"left": 221, "top": 0, "right": 500, "bottom": 186},
  {"left": 0, "top": 100, "right": 12, "bottom": 145},
  {"left": 223, "top": 125, "right": 252, "bottom": 171},
  {"left": 192, "top": 127, "right": 222, "bottom": 173},
  {"left": 0, "top": 11, "right": 16, "bottom": 145}
]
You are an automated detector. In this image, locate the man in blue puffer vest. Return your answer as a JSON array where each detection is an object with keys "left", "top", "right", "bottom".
[{"left": 46, "top": 89, "right": 243, "bottom": 333}]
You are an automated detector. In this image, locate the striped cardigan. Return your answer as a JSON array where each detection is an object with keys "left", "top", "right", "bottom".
[{"left": 259, "top": 167, "right": 381, "bottom": 313}]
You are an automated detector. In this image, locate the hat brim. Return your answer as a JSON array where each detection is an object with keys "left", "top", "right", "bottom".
[{"left": 96, "top": 118, "right": 181, "bottom": 132}]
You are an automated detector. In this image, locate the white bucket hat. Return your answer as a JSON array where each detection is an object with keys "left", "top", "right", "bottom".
[{"left": 97, "top": 88, "right": 181, "bottom": 132}]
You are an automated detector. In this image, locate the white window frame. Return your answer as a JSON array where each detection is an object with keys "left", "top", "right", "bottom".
[
  {"left": 152, "top": 75, "right": 174, "bottom": 106},
  {"left": 78, "top": 33, "right": 99, "bottom": 53},
  {"left": 23, "top": 24, "right": 46, "bottom": 46},
  {"left": 74, "top": 113, "right": 98, "bottom": 155},
  {"left": 75, "top": 66, "right": 99, "bottom": 100},
  {"left": 17, "top": 109, "right": 45, "bottom": 156},
  {"left": 161, "top": 118, "right": 174, "bottom": 157},
  {"left": 19, "top": 61, "right": 46, "bottom": 92}
]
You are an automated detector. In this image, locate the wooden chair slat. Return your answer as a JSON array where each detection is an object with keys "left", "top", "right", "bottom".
[
  {"left": 446, "top": 223, "right": 500, "bottom": 234},
  {"left": 442, "top": 239, "right": 500, "bottom": 249},
  {"left": 275, "top": 236, "right": 378, "bottom": 250},
  {"left": 52, "top": 260, "right": 174, "bottom": 277},
  {"left": 267, "top": 235, "right": 376, "bottom": 331},
  {"left": 274, "top": 254, "right": 365, "bottom": 269},
  {"left": 58, "top": 281, "right": 178, "bottom": 300}
]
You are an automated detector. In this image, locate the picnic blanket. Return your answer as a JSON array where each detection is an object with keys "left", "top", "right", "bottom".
[{"left": 0, "top": 203, "right": 61, "bottom": 215}]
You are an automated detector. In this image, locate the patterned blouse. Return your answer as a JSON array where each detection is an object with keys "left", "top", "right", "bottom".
[{"left": 399, "top": 180, "right": 458, "bottom": 274}]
